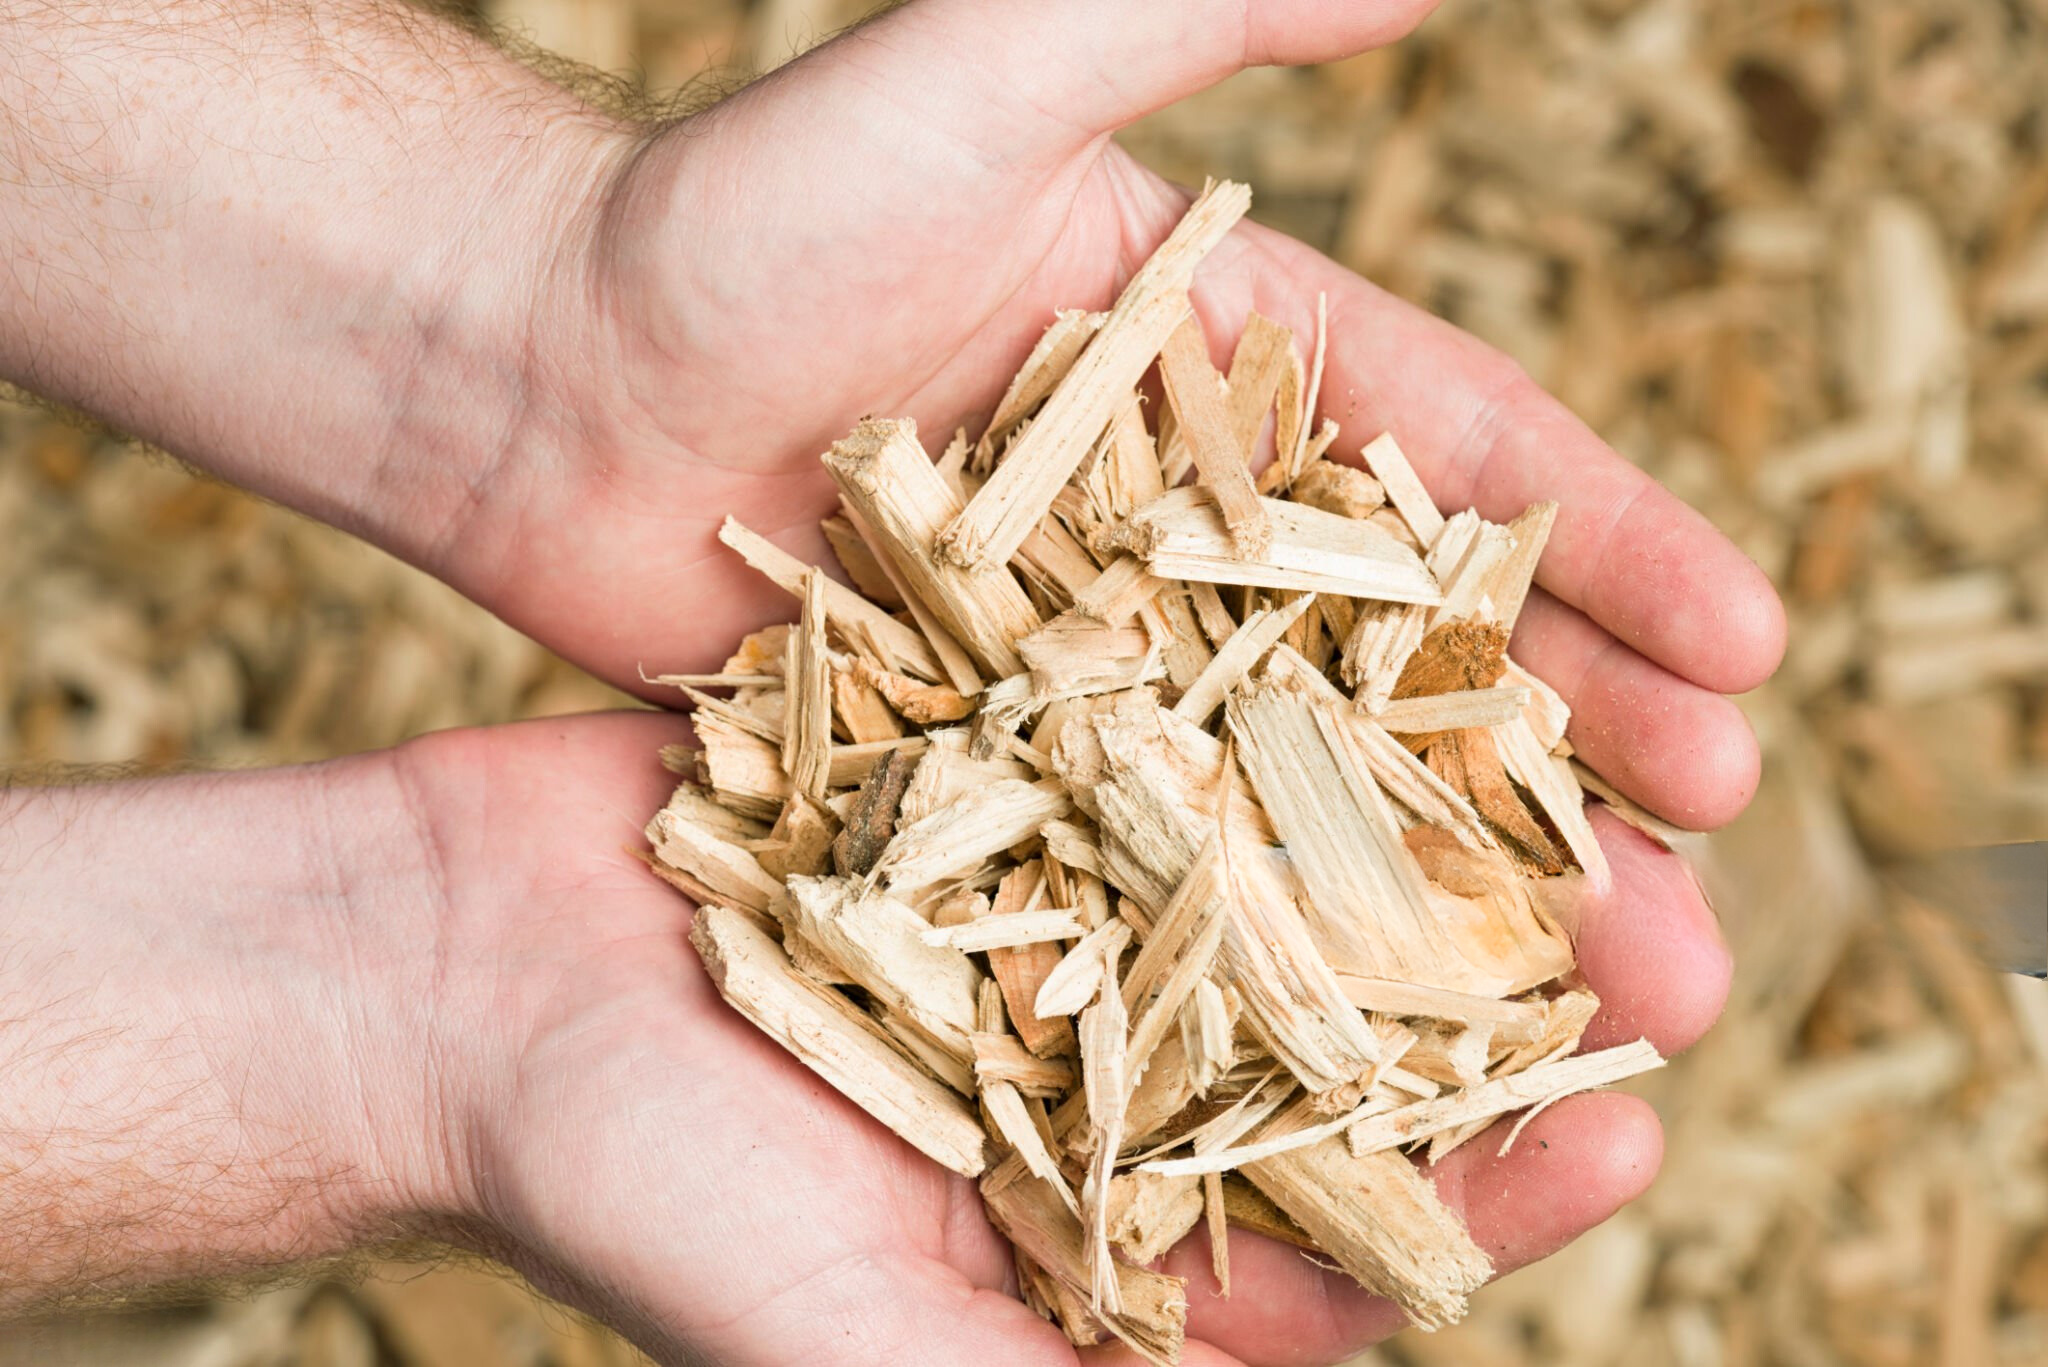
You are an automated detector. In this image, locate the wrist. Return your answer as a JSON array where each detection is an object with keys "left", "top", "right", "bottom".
[
  {"left": 0, "top": 1, "right": 636, "bottom": 589},
  {"left": 0, "top": 752, "right": 471, "bottom": 1309}
]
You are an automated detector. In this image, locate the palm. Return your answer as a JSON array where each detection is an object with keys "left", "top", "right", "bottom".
[{"left": 405, "top": 712, "right": 1726, "bottom": 1367}]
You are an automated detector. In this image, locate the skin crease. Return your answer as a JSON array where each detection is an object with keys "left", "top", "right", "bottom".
[{"left": 0, "top": 1, "right": 1778, "bottom": 1363}]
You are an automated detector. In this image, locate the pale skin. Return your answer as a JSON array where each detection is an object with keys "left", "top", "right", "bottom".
[{"left": 0, "top": 2, "right": 1784, "bottom": 1364}]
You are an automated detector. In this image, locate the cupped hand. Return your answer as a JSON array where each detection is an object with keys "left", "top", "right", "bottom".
[
  {"left": 405, "top": 710, "right": 1727, "bottom": 1367},
  {"left": 446, "top": 0, "right": 1781, "bottom": 833}
]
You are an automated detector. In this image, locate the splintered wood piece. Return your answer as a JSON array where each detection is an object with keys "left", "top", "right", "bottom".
[
  {"left": 1394, "top": 620, "right": 1512, "bottom": 701},
  {"left": 782, "top": 571, "right": 833, "bottom": 800},
  {"left": 873, "top": 777, "right": 1074, "bottom": 900},
  {"left": 821, "top": 513, "right": 906, "bottom": 609},
  {"left": 1344, "top": 601, "right": 1431, "bottom": 710},
  {"left": 656, "top": 782, "right": 771, "bottom": 844},
  {"left": 1374, "top": 686, "right": 1532, "bottom": 735},
  {"left": 690, "top": 904, "right": 990, "bottom": 1177},
  {"left": 1034, "top": 919, "right": 1135, "bottom": 1019},
  {"left": 827, "top": 737, "right": 931, "bottom": 789},
  {"left": 1080, "top": 396, "right": 1170, "bottom": 537},
  {"left": 1107, "top": 1171, "right": 1207, "bottom": 1265},
  {"left": 786, "top": 875, "right": 985, "bottom": 1058},
  {"left": 1290, "top": 459, "right": 1388, "bottom": 518},
  {"left": 973, "top": 1032, "right": 1078, "bottom": 1097},
  {"left": 1494, "top": 716, "right": 1612, "bottom": 889},
  {"left": 647, "top": 805, "right": 786, "bottom": 916},
  {"left": 985, "top": 863, "right": 1080, "bottom": 1058},
  {"left": 830, "top": 665, "right": 904, "bottom": 744},
  {"left": 1503, "top": 659, "right": 1571, "bottom": 752},
  {"left": 838, "top": 498, "right": 987, "bottom": 698},
  {"left": 848, "top": 659, "right": 973, "bottom": 726},
  {"left": 717, "top": 516, "right": 943, "bottom": 682},
  {"left": 1053, "top": 695, "right": 1385, "bottom": 1108},
  {"left": 1335, "top": 975, "right": 1550, "bottom": 1029},
  {"left": 680, "top": 684, "right": 783, "bottom": 745},
  {"left": 1121, "top": 840, "right": 1230, "bottom": 1094},
  {"left": 1074, "top": 555, "right": 1169, "bottom": 626},
  {"left": 942, "top": 182, "right": 1251, "bottom": 571},
  {"left": 1427, "top": 517, "right": 1516, "bottom": 629},
  {"left": 900, "top": 732, "right": 1039, "bottom": 823},
  {"left": 983, "top": 1078, "right": 1079, "bottom": 1215},
  {"left": 1229, "top": 647, "right": 1505, "bottom": 992},
  {"left": 1179, "top": 583, "right": 1235, "bottom": 651},
  {"left": 759, "top": 793, "right": 838, "bottom": 881},
  {"left": 978, "top": 309, "right": 1108, "bottom": 465},
  {"left": 825, "top": 419, "right": 1042, "bottom": 678},
  {"left": 1425, "top": 726, "right": 1567, "bottom": 875},
  {"left": 1081, "top": 940, "right": 1131, "bottom": 1314},
  {"left": 1242, "top": 1122, "right": 1490, "bottom": 1330},
  {"left": 830, "top": 744, "right": 916, "bottom": 878},
  {"left": 1160, "top": 316, "right": 1271, "bottom": 560},
  {"left": 928, "top": 909, "right": 1085, "bottom": 952},
  {"left": 1293, "top": 295, "right": 1329, "bottom": 479},
  {"left": 1115, "top": 488, "right": 1442, "bottom": 604},
  {"left": 1481, "top": 502, "right": 1558, "bottom": 631},
  {"left": 1203, "top": 1171, "right": 1230, "bottom": 1293},
  {"left": 1226, "top": 312, "right": 1296, "bottom": 457},
  {"left": 1357, "top": 432, "right": 1445, "bottom": 546},
  {"left": 1018, "top": 610, "right": 1165, "bottom": 702},
  {"left": 980, "top": 1175, "right": 1188, "bottom": 1367},
  {"left": 1183, "top": 978, "right": 1238, "bottom": 1095},
  {"left": 696, "top": 713, "right": 791, "bottom": 821},
  {"left": 1016, "top": 518, "right": 1106, "bottom": 607},
  {"left": 1332, "top": 711, "right": 1489, "bottom": 845},
  {"left": 1344, "top": 1039, "right": 1664, "bottom": 1158},
  {"left": 1172, "top": 593, "right": 1314, "bottom": 727}
]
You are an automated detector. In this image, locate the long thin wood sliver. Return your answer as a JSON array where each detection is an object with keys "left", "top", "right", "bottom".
[
  {"left": 1242, "top": 1122, "right": 1490, "bottom": 1330},
  {"left": 690, "top": 904, "right": 990, "bottom": 1176},
  {"left": 1345, "top": 1040, "right": 1664, "bottom": 1157},
  {"left": 983, "top": 1079, "right": 1080, "bottom": 1215},
  {"left": 1482, "top": 501, "right": 1558, "bottom": 631},
  {"left": 940, "top": 182, "right": 1252, "bottom": 571},
  {"left": 717, "top": 516, "right": 943, "bottom": 682},
  {"left": 1034, "top": 920, "right": 1135, "bottom": 1019},
  {"left": 1160, "top": 315, "right": 1271, "bottom": 560},
  {"left": 1116, "top": 488, "right": 1442, "bottom": 604},
  {"left": 838, "top": 499, "right": 987, "bottom": 698},
  {"left": 825, "top": 419, "right": 1041, "bottom": 678},
  {"left": 782, "top": 570, "right": 832, "bottom": 800},
  {"left": 1358, "top": 432, "right": 1446, "bottom": 547},
  {"left": 1288, "top": 292, "right": 1329, "bottom": 488},
  {"left": 978, "top": 308, "right": 1107, "bottom": 464},
  {"left": 1173, "top": 594, "right": 1314, "bottom": 727}
]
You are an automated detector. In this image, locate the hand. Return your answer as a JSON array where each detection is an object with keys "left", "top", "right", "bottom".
[
  {"left": 0, "top": 714, "right": 1720, "bottom": 1365},
  {"left": 395, "top": 712, "right": 1727, "bottom": 1366},
  {"left": 459, "top": 0, "right": 1783, "bottom": 836}
]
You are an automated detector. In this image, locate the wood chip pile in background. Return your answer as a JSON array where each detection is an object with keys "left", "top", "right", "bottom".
[{"left": 3, "top": 1, "right": 2046, "bottom": 1364}]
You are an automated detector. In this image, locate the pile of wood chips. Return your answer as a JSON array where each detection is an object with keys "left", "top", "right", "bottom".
[{"left": 642, "top": 181, "right": 1665, "bottom": 1363}]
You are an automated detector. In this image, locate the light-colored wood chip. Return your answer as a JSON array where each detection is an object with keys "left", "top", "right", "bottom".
[
  {"left": 1357, "top": 432, "right": 1446, "bottom": 547},
  {"left": 941, "top": 182, "right": 1251, "bottom": 572},
  {"left": 1115, "top": 488, "right": 1443, "bottom": 604},
  {"left": 691, "top": 905, "right": 990, "bottom": 1177},
  {"left": 1160, "top": 315, "right": 1271, "bottom": 560}
]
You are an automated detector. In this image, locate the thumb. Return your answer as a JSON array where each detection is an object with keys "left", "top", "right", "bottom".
[{"left": 820, "top": 0, "right": 1444, "bottom": 158}]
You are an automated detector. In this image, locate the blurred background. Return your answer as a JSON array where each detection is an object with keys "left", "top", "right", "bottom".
[{"left": 4, "top": 0, "right": 2047, "bottom": 1363}]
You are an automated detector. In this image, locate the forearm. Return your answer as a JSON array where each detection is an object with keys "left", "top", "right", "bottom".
[
  {"left": 0, "top": 0, "right": 623, "bottom": 564},
  {"left": 0, "top": 755, "right": 461, "bottom": 1313}
]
